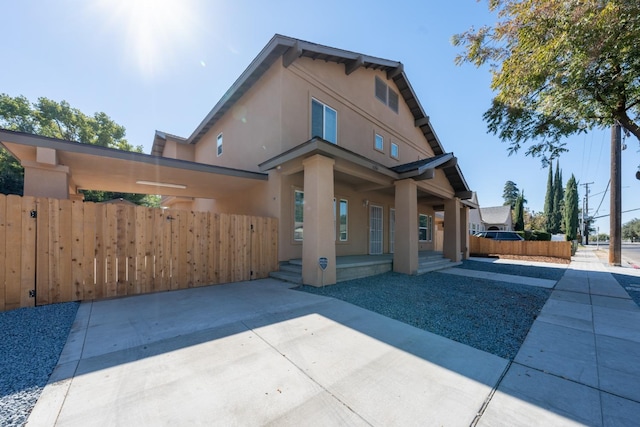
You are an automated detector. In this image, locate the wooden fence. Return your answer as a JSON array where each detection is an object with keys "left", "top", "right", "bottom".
[
  {"left": 0, "top": 194, "right": 278, "bottom": 312},
  {"left": 469, "top": 235, "right": 572, "bottom": 260}
]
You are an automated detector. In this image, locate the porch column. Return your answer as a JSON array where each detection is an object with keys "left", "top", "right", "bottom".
[
  {"left": 444, "top": 197, "right": 462, "bottom": 262},
  {"left": 460, "top": 205, "right": 470, "bottom": 260},
  {"left": 302, "top": 155, "right": 336, "bottom": 286},
  {"left": 394, "top": 179, "right": 418, "bottom": 274},
  {"left": 22, "top": 148, "right": 70, "bottom": 199}
]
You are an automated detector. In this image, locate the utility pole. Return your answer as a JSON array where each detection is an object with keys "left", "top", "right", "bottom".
[
  {"left": 610, "top": 124, "right": 622, "bottom": 266},
  {"left": 581, "top": 182, "right": 593, "bottom": 245}
]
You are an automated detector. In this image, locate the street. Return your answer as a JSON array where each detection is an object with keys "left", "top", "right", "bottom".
[{"left": 589, "top": 242, "right": 640, "bottom": 268}]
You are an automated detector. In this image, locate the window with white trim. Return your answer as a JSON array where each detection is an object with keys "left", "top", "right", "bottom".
[
  {"left": 419, "top": 214, "right": 433, "bottom": 242},
  {"left": 390, "top": 142, "right": 399, "bottom": 159},
  {"left": 216, "top": 133, "right": 223, "bottom": 157},
  {"left": 374, "top": 133, "right": 384, "bottom": 152},
  {"left": 294, "top": 190, "right": 304, "bottom": 241},
  {"left": 339, "top": 199, "right": 348, "bottom": 241},
  {"left": 311, "top": 98, "right": 337, "bottom": 144}
]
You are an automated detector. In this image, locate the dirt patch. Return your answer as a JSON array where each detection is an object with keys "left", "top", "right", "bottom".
[{"left": 476, "top": 254, "right": 571, "bottom": 265}]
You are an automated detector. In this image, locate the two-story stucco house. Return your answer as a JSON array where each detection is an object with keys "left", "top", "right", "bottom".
[
  {"left": 0, "top": 35, "right": 476, "bottom": 287},
  {"left": 151, "top": 35, "right": 475, "bottom": 285}
]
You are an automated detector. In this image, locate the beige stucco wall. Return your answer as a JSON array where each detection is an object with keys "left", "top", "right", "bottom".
[
  {"left": 163, "top": 139, "right": 195, "bottom": 162},
  {"left": 194, "top": 63, "right": 284, "bottom": 171},
  {"left": 181, "top": 54, "right": 456, "bottom": 261}
]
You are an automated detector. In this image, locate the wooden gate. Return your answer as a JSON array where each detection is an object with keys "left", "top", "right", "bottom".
[{"left": 0, "top": 194, "right": 278, "bottom": 312}]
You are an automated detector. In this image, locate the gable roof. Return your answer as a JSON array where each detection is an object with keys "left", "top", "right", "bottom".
[
  {"left": 480, "top": 205, "right": 512, "bottom": 225},
  {"left": 171, "top": 34, "right": 446, "bottom": 157}
]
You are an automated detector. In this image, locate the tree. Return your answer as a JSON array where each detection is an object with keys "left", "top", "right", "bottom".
[
  {"left": 622, "top": 218, "right": 640, "bottom": 242},
  {"left": 514, "top": 191, "right": 524, "bottom": 231},
  {"left": 0, "top": 94, "right": 157, "bottom": 205},
  {"left": 543, "top": 162, "right": 554, "bottom": 231},
  {"left": 453, "top": 1, "right": 640, "bottom": 166},
  {"left": 525, "top": 208, "right": 545, "bottom": 231},
  {"left": 564, "top": 174, "right": 579, "bottom": 241},
  {"left": 502, "top": 180, "right": 520, "bottom": 208},
  {"left": 552, "top": 161, "right": 564, "bottom": 233}
]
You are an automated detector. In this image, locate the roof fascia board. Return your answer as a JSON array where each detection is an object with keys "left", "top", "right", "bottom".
[
  {"left": 259, "top": 138, "right": 399, "bottom": 180},
  {"left": 0, "top": 130, "right": 267, "bottom": 181}
]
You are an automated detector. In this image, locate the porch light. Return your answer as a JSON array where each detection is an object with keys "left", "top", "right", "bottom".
[{"left": 136, "top": 180, "right": 187, "bottom": 189}]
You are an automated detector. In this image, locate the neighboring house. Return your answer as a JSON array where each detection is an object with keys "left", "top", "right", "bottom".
[
  {"left": 0, "top": 35, "right": 476, "bottom": 286},
  {"left": 480, "top": 205, "right": 513, "bottom": 231},
  {"left": 467, "top": 193, "right": 483, "bottom": 235}
]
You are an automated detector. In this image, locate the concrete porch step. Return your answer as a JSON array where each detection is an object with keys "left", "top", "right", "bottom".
[
  {"left": 417, "top": 258, "right": 461, "bottom": 275},
  {"left": 269, "top": 268, "right": 303, "bottom": 285}
]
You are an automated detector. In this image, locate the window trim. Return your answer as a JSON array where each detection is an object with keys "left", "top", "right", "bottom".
[
  {"left": 374, "top": 133, "right": 384, "bottom": 152},
  {"left": 216, "top": 133, "right": 223, "bottom": 157},
  {"left": 419, "top": 213, "right": 433, "bottom": 242},
  {"left": 293, "top": 189, "right": 304, "bottom": 242},
  {"left": 339, "top": 199, "right": 348, "bottom": 242},
  {"left": 311, "top": 98, "right": 337, "bottom": 144},
  {"left": 390, "top": 142, "right": 399, "bottom": 159}
]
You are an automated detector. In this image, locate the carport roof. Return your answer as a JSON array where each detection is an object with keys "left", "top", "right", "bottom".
[{"left": 0, "top": 129, "right": 267, "bottom": 199}]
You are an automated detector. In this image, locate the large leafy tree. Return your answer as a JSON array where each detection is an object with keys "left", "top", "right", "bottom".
[
  {"left": 0, "top": 94, "right": 157, "bottom": 206},
  {"left": 564, "top": 174, "right": 579, "bottom": 240},
  {"left": 622, "top": 218, "right": 640, "bottom": 242},
  {"left": 453, "top": 0, "right": 640, "bottom": 166},
  {"left": 502, "top": 180, "right": 520, "bottom": 208}
]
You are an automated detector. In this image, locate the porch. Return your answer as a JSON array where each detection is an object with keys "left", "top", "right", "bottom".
[{"left": 270, "top": 251, "right": 460, "bottom": 285}]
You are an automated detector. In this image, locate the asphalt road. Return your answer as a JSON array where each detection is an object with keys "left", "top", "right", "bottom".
[{"left": 589, "top": 242, "right": 640, "bottom": 267}]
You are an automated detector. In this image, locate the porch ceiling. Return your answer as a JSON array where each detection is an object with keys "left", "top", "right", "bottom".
[{"left": 0, "top": 130, "right": 267, "bottom": 199}]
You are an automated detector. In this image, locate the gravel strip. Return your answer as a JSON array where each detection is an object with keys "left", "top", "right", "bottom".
[
  {"left": 298, "top": 271, "right": 551, "bottom": 360},
  {"left": 0, "top": 302, "right": 79, "bottom": 427},
  {"left": 457, "top": 259, "right": 566, "bottom": 281}
]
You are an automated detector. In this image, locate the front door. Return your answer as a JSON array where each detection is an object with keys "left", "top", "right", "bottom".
[{"left": 369, "top": 205, "right": 383, "bottom": 255}]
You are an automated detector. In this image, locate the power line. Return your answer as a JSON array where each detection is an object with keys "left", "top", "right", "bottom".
[{"left": 593, "top": 179, "right": 610, "bottom": 216}]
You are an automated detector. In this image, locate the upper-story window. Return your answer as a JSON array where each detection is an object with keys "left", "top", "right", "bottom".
[
  {"left": 311, "top": 98, "right": 337, "bottom": 144},
  {"left": 216, "top": 133, "right": 223, "bottom": 157},
  {"left": 390, "top": 142, "right": 399, "bottom": 159},
  {"left": 374, "top": 133, "right": 384, "bottom": 152},
  {"left": 375, "top": 76, "right": 399, "bottom": 114}
]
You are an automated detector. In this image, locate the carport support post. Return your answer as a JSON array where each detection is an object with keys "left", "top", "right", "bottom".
[
  {"left": 302, "top": 155, "right": 336, "bottom": 286},
  {"left": 394, "top": 179, "right": 418, "bottom": 274},
  {"left": 444, "top": 197, "right": 462, "bottom": 262}
]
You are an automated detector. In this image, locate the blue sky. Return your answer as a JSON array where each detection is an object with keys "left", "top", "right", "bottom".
[{"left": 3, "top": 0, "right": 638, "bottom": 233}]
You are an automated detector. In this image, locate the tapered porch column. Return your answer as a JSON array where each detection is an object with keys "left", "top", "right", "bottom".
[
  {"left": 394, "top": 179, "right": 418, "bottom": 274},
  {"left": 444, "top": 197, "right": 462, "bottom": 262},
  {"left": 460, "top": 205, "right": 470, "bottom": 259},
  {"left": 302, "top": 155, "right": 336, "bottom": 286}
]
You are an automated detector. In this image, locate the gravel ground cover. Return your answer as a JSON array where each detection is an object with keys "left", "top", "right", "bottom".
[
  {"left": 457, "top": 259, "right": 567, "bottom": 281},
  {"left": 1, "top": 302, "right": 79, "bottom": 427},
  {"left": 611, "top": 272, "right": 640, "bottom": 308},
  {"left": 298, "top": 271, "right": 551, "bottom": 359}
]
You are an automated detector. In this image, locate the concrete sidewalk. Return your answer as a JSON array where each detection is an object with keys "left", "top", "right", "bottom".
[
  {"left": 478, "top": 246, "right": 640, "bottom": 426},
  {"left": 27, "top": 247, "right": 640, "bottom": 426}
]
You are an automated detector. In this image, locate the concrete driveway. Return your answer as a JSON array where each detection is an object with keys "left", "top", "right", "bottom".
[
  {"left": 27, "top": 247, "right": 640, "bottom": 426},
  {"left": 28, "top": 279, "right": 508, "bottom": 426}
]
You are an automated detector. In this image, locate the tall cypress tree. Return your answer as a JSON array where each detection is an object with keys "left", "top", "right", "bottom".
[
  {"left": 544, "top": 163, "right": 554, "bottom": 232},
  {"left": 564, "top": 175, "right": 579, "bottom": 241},
  {"left": 514, "top": 191, "right": 525, "bottom": 231},
  {"left": 552, "top": 161, "right": 564, "bottom": 234}
]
